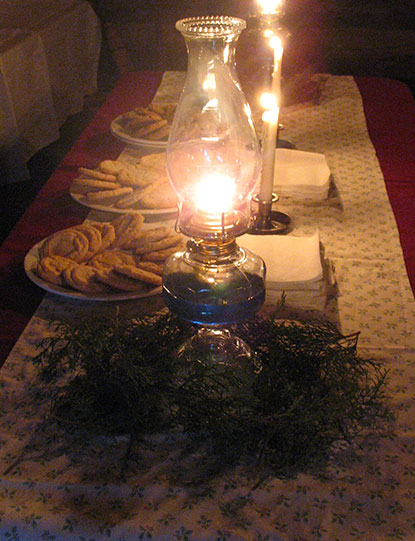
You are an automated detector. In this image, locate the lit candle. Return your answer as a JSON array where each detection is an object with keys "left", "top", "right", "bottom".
[
  {"left": 257, "top": 0, "right": 283, "bottom": 16},
  {"left": 258, "top": 35, "right": 283, "bottom": 204}
]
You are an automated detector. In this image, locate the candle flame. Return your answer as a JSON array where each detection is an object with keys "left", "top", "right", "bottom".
[
  {"left": 260, "top": 92, "right": 277, "bottom": 111},
  {"left": 194, "top": 174, "right": 235, "bottom": 214},
  {"left": 269, "top": 35, "right": 283, "bottom": 60},
  {"left": 262, "top": 107, "right": 280, "bottom": 124},
  {"left": 257, "top": 0, "right": 282, "bottom": 15}
]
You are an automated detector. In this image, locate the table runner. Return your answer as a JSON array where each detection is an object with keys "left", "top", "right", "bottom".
[{"left": 1, "top": 73, "right": 415, "bottom": 539}]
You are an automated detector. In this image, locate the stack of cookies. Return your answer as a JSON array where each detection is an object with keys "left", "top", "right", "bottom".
[
  {"left": 35, "top": 214, "right": 184, "bottom": 295},
  {"left": 71, "top": 153, "right": 177, "bottom": 211},
  {"left": 117, "top": 103, "right": 176, "bottom": 141}
]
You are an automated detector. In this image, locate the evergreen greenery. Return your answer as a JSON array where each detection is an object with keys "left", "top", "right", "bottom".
[{"left": 32, "top": 309, "right": 390, "bottom": 478}]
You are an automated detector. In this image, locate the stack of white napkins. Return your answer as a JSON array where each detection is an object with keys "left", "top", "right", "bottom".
[
  {"left": 273, "top": 148, "right": 331, "bottom": 200},
  {"left": 240, "top": 231, "right": 332, "bottom": 312}
]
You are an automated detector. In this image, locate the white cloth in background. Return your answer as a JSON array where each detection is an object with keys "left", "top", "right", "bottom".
[
  {"left": 0, "top": 0, "right": 101, "bottom": 185},
  {"left": 0, "top": 1, "right": 77, "bottom": 29},
  {"left": 0, "top": 31, "right": 57, "bottom": 182},
  {"left": 37, "top": 1, "right": 102, "bottom": 124}
]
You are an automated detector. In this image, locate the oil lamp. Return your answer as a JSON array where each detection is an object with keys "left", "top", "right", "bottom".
[{"left": 162, "top": 16, "right": 266, "bottom": 368}]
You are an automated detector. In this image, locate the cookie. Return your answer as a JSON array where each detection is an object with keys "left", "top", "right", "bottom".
[
  {"left": 136, "top": 261, "right": 164, "bottom": 276},
  {"left": 139, "top": 153, "right": 166, "bottom": 169},
  {"left": 94, "top": 268, "right": 147, "bottom": 292},
  {"left": 135, "top": 119, "right": 167, "bottom": 138},
  {"left": 141, "top": 243, "right": 183, "bottom": 262},
  {"left": 120, "top": 104, "right": 175, "bottom": 141},
  {"left": 114, "top": 264, "right": 162, "bottom": 286},
  {"left": 138, "top": 180, "right": 177, "bottom": 209},
  {"left": 110, "top": 214, "right": 133, "bottom": 238},
  {"left": 114, "top": 190, "right": 143, "bottom": 210},
  {"left": 63, "top": 264, "right": 109, "bottom": 294},
  {"left": 134, "top": 225, "right": 172, "bottom": 245},
  {"left": 39, "top": 228, "right": 89, "bottom": 262},
  {"left": 88, "top": 249, "right": 137, "bottom": 271},
  {"left": 117, "top": 164, "right": 156, "bottom": 188},
  {"left": 98, "top": 160, "right": 126, "bottom": 176},
  {"left": 131, "top": 107, "right": 161, "bottom": 122},
  {"left": 78, "top": 167, "right": 117, "bottom": 182},
  {"left": 150, "top": 103, "right": 176, "bottom": 122},
  {"left": 36, "top": 255, "right": 77, "bottom": 286},
  {"left": 147, "top": 123, "right": 171, "bottom": 141},
  {"left": 135, "top": 231, "right": 182, "bottom": 255},
  {"left": 84, "top": 187, "right": 133, "bottom": 204},
  {"left": 71, "top": 177, "right": 122, "bottom": 195},
  {"left": 90, "top": 222, "right": 116, "bottom": 251},
  {"left": 72, "top": 223, "right": 103, "bottom": 259},
  {"left": 110, "top": 214, "right": 143, "bottom": 243},
  {"left": 112, "top": 213, "right": 145, "bottom": 250}
]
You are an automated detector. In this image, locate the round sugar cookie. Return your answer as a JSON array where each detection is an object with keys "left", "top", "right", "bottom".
[
  {"left": 114, "top": 264, "right": 162, "bottom": 286},
  {"left": 63, "top": 265, "right": 109, "bottom": 294},
  {"left": 36, "top": 255, "right": 77, "bottom": 286},
  {"left": 39, "top": 228, "right": 89, "bottom": 262},
  {"left": 90, "top": 222, "right": 116, "bottom": 251},
  {"left": 94, "top": 269, "right": 148, "bottom": 292},
  {"left": 88, "top": 249, "right": 136, "bottom": 271}
]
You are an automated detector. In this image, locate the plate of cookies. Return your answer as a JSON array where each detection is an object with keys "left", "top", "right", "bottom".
[
  {"left": 24, "top": 213, "right": 185, "bottom": 301},
  {"left": 111, "top": 103, "right": 176, "bottom": 148},
  {"left": 70, "top": 153, "right": 178, "bottom": 216}
]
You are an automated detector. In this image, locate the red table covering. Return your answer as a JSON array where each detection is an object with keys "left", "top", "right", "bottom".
[{"left": 0, "top": 72, "right": 414, "bottom": 365}]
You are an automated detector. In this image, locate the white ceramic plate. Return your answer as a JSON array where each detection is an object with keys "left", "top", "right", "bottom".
[
  {"left": 24, "top": 240, "right": 162, "bottom": 302},
  {"left": 70, "top": 186, "right": 177, "bottom": 218},
  {"left": 110, "top": 114, "right": 168, "bottom": 149}
]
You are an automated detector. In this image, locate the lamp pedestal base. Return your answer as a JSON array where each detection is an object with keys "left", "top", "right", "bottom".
[{"left": 176, "top": 326, "right": 261, "bottom": 373}]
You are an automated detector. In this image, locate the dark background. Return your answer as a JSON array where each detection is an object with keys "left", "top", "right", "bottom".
[
  {"left": 1, "top": 0, "right": 414, "bottom": 243},
  {"left": 91, "top": 0, "right": 415, "bottom": 90}
]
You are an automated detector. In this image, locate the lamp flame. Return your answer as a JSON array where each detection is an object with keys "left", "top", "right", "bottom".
[
  {"left": 194, "top": 174, "right": 235, "bottom": 214},
  {"left": 203, "top": 73, "right": 217, "bottom": 92}
]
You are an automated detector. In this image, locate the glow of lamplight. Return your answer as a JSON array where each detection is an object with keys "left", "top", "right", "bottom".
[
  {"left": 257, "top": 0, "right": 282, "bottom": 15},
  {"left": 262, "top": 106, "right": 280, "bottom": 125},
  {"left": 270, "top": 35, "right": 283, "bottom": 62},
  {"left": 194, "top": 174, "right": 235, "bottom": 215},
  {"left": 260, "top": 91, "right": 277, "bottom": 111},
  {"left": 203, "top": 72, "right": 216, "bottom": 92}
]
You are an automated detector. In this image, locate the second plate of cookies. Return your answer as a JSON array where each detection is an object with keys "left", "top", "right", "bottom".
[
  {"left": 110, "top": 103, "right": 176, "bottom": 149},
  {"left": 70, "top": 153, "right": 178, "bottom": 217}
]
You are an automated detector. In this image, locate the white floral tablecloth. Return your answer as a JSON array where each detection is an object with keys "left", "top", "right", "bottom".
[{"left": 1, "top": 73, "right": 415, "bottom": 540}]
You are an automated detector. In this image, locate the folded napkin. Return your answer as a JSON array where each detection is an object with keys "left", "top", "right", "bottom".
[
  {"left": 240, "top": 231, "right": 323, "bottom": 289},
  {"left": 273, "top": 148, "right": 331, "bottom": 200},
  {"left": 240, "top": 231, "right": 332, "bottom": 312}
]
